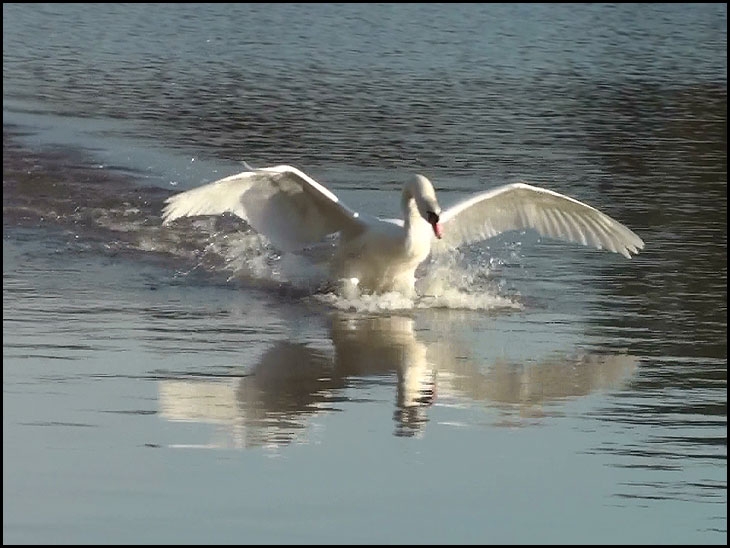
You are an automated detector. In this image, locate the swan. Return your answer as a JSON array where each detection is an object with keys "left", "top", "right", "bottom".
[{"left": 162, "top": 165, "right": 644, "bottom": 294}]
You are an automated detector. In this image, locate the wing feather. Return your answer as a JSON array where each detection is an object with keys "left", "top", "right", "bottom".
[
  {"left": 162, "top": 165, "right": 365, "bottom": 251},
  {"left": 436, "top": 182, "right": 644, "bottom": 258}
]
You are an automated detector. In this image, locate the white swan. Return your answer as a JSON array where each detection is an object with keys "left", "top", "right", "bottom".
[{"left": 162, "top": 165, "right": 644, "bottom": 294}]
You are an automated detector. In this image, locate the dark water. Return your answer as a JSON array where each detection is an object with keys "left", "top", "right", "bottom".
[{"left": 3, "top": 3, "right": 726, "bottom": 544}]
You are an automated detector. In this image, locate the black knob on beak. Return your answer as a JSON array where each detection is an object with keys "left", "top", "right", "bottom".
[{"left": 426, "top": 211, "right": 440, "bottom": 225}]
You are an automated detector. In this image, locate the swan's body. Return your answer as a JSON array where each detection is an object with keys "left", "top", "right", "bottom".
[{"left": 162, "top": 165, "right": 644, "bottom": 294}]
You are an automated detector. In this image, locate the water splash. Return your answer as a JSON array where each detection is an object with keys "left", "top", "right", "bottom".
[{"left": 158, "top": 225, "right": 523, "bottom": 311}]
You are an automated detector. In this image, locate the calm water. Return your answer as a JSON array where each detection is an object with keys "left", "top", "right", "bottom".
[{"left": 3, "top": 3, "right": 727, "bottom": 544}]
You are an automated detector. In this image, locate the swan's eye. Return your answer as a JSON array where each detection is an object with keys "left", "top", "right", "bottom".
[{"left": 426, "top": 211, "right": 440, "bottom": 224}]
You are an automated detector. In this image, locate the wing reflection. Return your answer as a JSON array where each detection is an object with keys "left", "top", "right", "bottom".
[
  {"left": 158, "top": 314, "right": 637, "bottom": 448},
  {"left": 434, "top": 352, "right": 638, "bottom": 419}
]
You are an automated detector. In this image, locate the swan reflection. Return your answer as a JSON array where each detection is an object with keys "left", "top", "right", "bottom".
[{"left": 158, "top": 314, "right": 636, "bottom": 448}]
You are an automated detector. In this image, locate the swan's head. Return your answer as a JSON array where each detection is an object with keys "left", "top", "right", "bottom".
[{"left": 409, "top": 174, "right": 443, "bottom": 239}]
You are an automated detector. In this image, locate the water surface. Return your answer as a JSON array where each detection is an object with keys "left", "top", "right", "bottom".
[{"left": 3, "top": 3, "right": 726, "bottom": 544}]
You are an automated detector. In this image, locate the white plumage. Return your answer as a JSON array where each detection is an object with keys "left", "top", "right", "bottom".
[
  {"left": 435, "top": 182, "right": 644, "bottom": 258},
  {"left": 162, "top": 165, "right": 644, "bottom": 294}
]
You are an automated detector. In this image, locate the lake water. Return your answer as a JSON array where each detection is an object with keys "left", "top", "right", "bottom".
[{"left": 3, "top": 3, "right": 727, "bottom": 544}]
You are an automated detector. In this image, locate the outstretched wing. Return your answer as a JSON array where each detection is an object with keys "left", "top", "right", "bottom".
[
  {"left": 435, "top": 182, "right": 644, "bottom": 258},
  {"left": 162, "top": 165, "right": 365, "bottom": 251}
]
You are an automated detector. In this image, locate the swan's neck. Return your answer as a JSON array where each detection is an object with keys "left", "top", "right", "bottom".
[
  {"left": 401, "top": 188, "right": 421, "bottom": 230},
  {"left": 393, "top": 182, "right": 435, "bottom": 270},
  {"left": 401, "top": 188, "right": 430, "bottom": 243}
]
